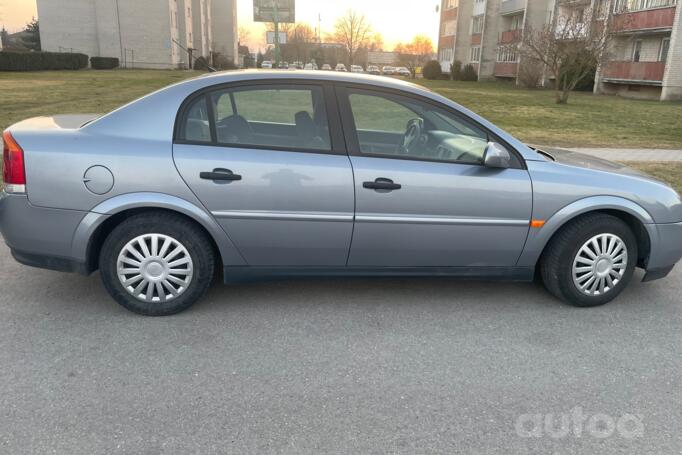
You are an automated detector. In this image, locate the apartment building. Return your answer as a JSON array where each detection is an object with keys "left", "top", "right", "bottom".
[
  {"left": 437, "top": 0, "right": 682, "bottom": 100},
  {"left": 36, "top": 0, "right": 238, "bottom": 69}
]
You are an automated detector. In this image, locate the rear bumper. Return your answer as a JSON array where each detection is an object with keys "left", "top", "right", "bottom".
[
  {"left": 645, "top": 221, "right": 682, "bottom": 281},
  {"left": 0, "top": 191, "right": 88, "bottom": 273}
]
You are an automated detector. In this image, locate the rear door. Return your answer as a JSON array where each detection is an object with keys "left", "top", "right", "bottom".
[
  {"left": 337, "top": 86, "right": 533, "bottom": 267},
  {"left": 173, "top": 81, "right": 354, "bottom": 266}
]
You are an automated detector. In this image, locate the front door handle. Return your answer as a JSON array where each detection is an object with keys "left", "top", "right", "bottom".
[
  {"left": 363, "top": 178, "right": 401, "bottom": 191},
  {"left": 200, "top": 168, "right": 242, "bottom": 182}
]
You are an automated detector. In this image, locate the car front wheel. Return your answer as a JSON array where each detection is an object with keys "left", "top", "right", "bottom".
[
  {"left": 540, "top": 213, "right": 638, "bottom": 307},
  {"left": 99, "top": 212, "right": 215, "bottom": 316}
]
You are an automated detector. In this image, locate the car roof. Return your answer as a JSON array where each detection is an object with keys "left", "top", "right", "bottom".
[{"left": 195, "top": 69, "right": 429, "bottom": 93}]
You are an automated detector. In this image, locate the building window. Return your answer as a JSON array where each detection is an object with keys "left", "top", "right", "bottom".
[
  {"left": 470, "top": 46, "right": 481, "bottom": 62},
  {"left": 614, "top": 0, "right": 676, "bottom": 13},
  {"left": 472, "top": 15, "right": 484, "bottom": 34},
  {"left": 497, "top": 46, "right": 518, "bottom": 62},
  {"left": 442, "top": 20, "right": 457, "bottom": 36},
  {"left": 659, "top": 38, "right": 670, "bottom": 62},
  {"left": 632, "top": 39, "right": 642, "bottom": 62},
  {"left": 444, "top": 0, "right": 459, "bottom": 9},
  {"left": 440, "top": 48, "right": 454, "bottom": 63},
  {"left": 510, "top": 14, "right": 523, "bottom": 30}
]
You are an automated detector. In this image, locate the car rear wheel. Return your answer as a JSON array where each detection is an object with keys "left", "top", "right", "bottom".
[
  {"left": 99, "top": 212, "right": 215, "bottom": 316},
  {"left": 540, "top": 213, "right": 637, "bottom": 307}
]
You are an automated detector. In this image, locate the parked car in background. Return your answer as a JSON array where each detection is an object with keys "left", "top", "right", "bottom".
[
  {"left": 278, "top": 61, "right": 289, "bottom": 69},
  {"left": 260, "top": 60, "right": 272, "bottom": 69},
  {"left": 350, "top": 65, "right": 364, "bottom": 73},
  {"left": 3, "top": 71, "right": 682, "bottom": 316},
  {"left": 396, "top": 67, "right": 411, "bottom": 77},
  {"left": 293, "top": 61, "right": 304, "bottom": 70},
  {"left": 335, "top": 63, "right": 348, "bottom": 72},
  {"left": 304, "top": 63, "right": 318, "bottom": 70},
  {"left": 367, "top": 65, "right": 381, "bottom": 75},
  {"left": 382, "top": 66, "right": 397, "bottom": 75},
  {"left": 321, "top": 64, "right": 332, "bottom": 71}
]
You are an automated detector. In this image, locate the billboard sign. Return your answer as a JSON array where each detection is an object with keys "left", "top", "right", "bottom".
[
  {"left": 266, "top": 31, "right": 288, "bottom": 44},
  {"left": 253, "top": 0, "right": 295, "bottom": 23}
]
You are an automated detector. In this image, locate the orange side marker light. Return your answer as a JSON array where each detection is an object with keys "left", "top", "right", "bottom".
[{"left": 531, "top": 220, "right": 546, "bottom": 229}]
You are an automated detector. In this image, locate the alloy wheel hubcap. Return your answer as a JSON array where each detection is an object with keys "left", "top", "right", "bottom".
[
  {"left": 117, "top": 234, "right": 194, "bottom": 303},
  {"left": 572, "top": 233, "right": 628, "bottom": 297}
]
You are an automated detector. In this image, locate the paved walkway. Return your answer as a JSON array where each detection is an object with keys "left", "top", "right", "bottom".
[{"left": 563, "top": 147, "right": 682, "bottom": 162}]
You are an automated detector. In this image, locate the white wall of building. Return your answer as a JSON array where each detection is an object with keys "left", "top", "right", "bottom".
[{"left": 36, "top": 0, "right": 236, "bottom": 69}]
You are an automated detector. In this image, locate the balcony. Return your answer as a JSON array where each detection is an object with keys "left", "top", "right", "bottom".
[
  {"left": 499, "top": 29, "right": 522, "bottom": 44},
  {"left": 613, "top": 6, "right": 676, "bottom": 32},
  {"left": 602, "top": 61, "right": 666, "bottom": 84},
  {"left": 500, "top": 0, "right": 525, "bottom": 15},
  {"left": 494, "top": 62, "right": 518, "bottom": 77}
]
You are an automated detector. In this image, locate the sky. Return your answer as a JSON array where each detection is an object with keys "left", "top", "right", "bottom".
[{"left": 1, "top": 0, "right": 440, "bottom": 50}]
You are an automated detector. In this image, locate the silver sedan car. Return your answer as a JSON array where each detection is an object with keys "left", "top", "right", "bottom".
[{"left": 2, "top": 71, "right": 681, "bottom": 316}]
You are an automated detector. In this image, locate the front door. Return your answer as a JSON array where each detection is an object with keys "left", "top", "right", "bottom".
[
  {"left": 338, "top": 87, "right": 533, "bottom": 267},
  {"left": 173, "top": 82, "right": 354, "bottom": 266}
]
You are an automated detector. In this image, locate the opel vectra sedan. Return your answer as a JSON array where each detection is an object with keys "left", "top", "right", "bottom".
[{"left": 2, "top": 71, "right": 681, "bottom": 316}]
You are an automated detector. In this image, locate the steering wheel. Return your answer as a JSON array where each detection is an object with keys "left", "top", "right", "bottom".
[{"left": 400, "top": 118, "right": 423, "bottom": 155}]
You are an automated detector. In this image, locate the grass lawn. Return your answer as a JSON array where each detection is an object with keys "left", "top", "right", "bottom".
[
  {"left": 0, "top": 69, "right": 680, "bottom": 148},
  {"left": 0, "top": 69, "right": 204, "bottom": 133},
  {"left": 418, "top": 80, "right": 682, "bottom": 149}
]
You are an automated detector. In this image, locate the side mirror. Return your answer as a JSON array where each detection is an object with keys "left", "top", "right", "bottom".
[{"left": 483, "top": 142, "right": 512, "bottom": 169}]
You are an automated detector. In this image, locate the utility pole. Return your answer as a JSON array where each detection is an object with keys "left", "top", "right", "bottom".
[{"left": 273, "top": 1, "right": 280, "bottom": 67}]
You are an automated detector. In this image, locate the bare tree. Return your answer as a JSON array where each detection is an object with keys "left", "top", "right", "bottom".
[
  {"left": 238, "top": 26, "right": 251, "bottom": 46},
  {"left": 394, "top": 35, "right": 435, "bottom": 78},
  {"left": 520, "top": 7, "right": 613, "bottom": 104},
  {"left": 333, "top": 10, "right": 372, "bottom": 66},
  {"left": 285, "top": 23, "right": 317, "bottom": 63}
]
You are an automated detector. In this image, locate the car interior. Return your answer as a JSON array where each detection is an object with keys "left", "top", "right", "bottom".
[
  {"left": 181, "top": 85, "right": 491, "bottom": 165},
  {"left": 348, "top": 91, "right": 490, "bottom": 164},
  {"left": 183, "top": 87, "right": 332, "bottom": 151}
]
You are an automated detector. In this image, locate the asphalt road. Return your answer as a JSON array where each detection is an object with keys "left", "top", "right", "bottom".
[{"left": 0, "top": 241, "right": 679, "bottom": 454}]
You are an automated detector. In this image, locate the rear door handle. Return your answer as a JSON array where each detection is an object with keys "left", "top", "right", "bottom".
[
  {"left": 363, "top": 178, "right": 401, "bottom": 191},
  {"left": 200, "top": 168, "right": 242, "bottom": 182}
]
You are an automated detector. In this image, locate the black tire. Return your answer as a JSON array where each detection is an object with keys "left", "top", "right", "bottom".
[
  {"left": 540, "top": 213, "right": 637, "bottom": 307},
  {"left": 99, "top": 211, "right": 215, "bottom": 316}
]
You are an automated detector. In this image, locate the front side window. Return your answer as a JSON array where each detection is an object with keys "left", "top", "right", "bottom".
[
  {"left": 179, "top": 85, "right": 331, "bottom": 151},
  {"left": 346, "top": 89, "right": 490, "bottom": 165}
]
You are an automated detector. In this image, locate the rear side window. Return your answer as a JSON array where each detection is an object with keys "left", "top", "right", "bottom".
[
  {"left": 178, "top": 84, "right": 331, "bottom": 152},
  {"left": 182, "top": 96, "right": 211, "bottom": 143}
]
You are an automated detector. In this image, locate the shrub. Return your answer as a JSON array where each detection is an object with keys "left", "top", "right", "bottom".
[
  {"left": 461, "top": 64, "right": 478, "bottom": 81},
  {"left": 193, "top": 56, "right": 211, "bottom": 71},
  {"left": 90, "top": 56, "right": 119, "bottom": 70},
  {"left": 213, "top": 53, "right": 238, "bottom": 70},
  {"left": 0, "top": 51, "right": 88, "bottom": 71},
  {"left": 422, "top": 60, "right": 442, "bottom": 80},
  {"left": 450, "top": 60, "right": 462, "bottom": 80},
  {"left": 518, "top": 59, "right": 543, "bottom": 89}
]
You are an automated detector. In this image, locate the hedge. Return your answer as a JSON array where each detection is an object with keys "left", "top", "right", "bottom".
[
  {"left": 0, "top": 51, "right": 88, "bottom": 71},
  {"left": 90, "top": 56, "right": 119, "bottom": 70}
]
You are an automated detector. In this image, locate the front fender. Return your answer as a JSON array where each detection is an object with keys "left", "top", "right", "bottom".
[
  {"left": 517, "top": 195, "right": 657, "bottom": 267},
  {"left": 70, "top": 192, "right": 247, "bottom": 267}
]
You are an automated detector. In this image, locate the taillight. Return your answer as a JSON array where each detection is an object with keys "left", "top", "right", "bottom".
[{"left": 2, "top": 130, "right": 26, "bottom": 193}]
